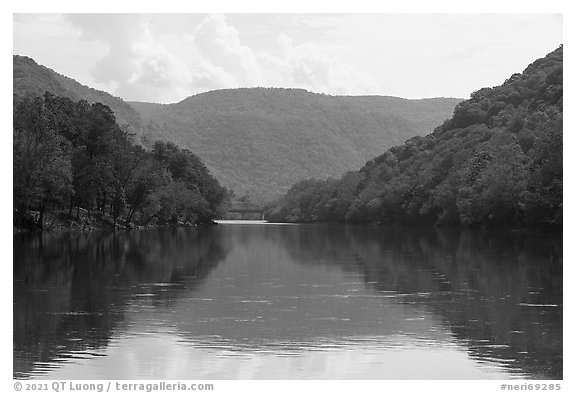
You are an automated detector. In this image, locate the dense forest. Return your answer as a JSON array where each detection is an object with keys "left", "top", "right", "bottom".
[
  {"left": 267, "top": 47, "right": 563, "bottom": 228},
  {"left": 13, "top": 55, "right": 461, "bottom": 204},
  {"left": 130, "top": 89, "right": 461, "bottom": 202},
  {"left": 13, "top": 93, "right": 229, "bottom": 230}
]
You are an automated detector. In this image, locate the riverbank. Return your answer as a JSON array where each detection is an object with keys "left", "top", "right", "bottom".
[{"left": 13, "top": 208, "right": 209, "bottom": 234}]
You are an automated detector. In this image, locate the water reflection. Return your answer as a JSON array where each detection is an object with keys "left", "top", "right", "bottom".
[
  {"left": 13, "top": 227, "right": 230, "bottom": 378},
  {"left": 13, "top": 225, "right": 562, "bottom": 379},
  {"left": 265, "top": 225, "right": 562, "bottom": 379}
]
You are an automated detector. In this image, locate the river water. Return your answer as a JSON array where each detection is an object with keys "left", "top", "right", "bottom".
[{"left": 13, "top": 223, "right": 562, "bottom": 379}]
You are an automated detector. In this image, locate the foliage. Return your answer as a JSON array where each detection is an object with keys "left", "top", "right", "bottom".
[
  {"left": 13, "top": 95, "right": 73, "bottom": 228},
  {"left": 13, "top": 93, "right": 229, "bottom": 229},
  {"left": 267, "top": 46, "right": 563, "bottom": 228},
  {"left": 130, "top": 89, "right": 461, "bottom": 203},
  {"left": 14, "top": 55, "right": 461, "bottom": 204}
]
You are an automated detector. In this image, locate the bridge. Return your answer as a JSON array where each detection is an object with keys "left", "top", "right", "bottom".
[{"left": 223, "top": 202, "right": 265, "bottom": 220}]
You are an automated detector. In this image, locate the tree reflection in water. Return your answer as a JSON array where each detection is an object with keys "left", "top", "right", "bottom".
[
  {"left": 265, "top": 225, "right": 562, "bottom": 379},
  {"left": 13, "top": 227, "right": 230, "bottom": 378},
  {"left": 14, "top": 225, "right": 561, "bottom": 379}
]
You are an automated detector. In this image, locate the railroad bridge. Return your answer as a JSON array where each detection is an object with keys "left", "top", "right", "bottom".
[{"left": 224, "top": 202, "right": 265, "bottom": 220}]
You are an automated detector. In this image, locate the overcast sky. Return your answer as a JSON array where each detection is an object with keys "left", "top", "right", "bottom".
[{"left": 13, "top": 13, "right": 562, "bottom": 104}]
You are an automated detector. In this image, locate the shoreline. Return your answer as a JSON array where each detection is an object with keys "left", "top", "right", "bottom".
[{"left": 13, "top": 209, "right": 219, "bottom": 235}]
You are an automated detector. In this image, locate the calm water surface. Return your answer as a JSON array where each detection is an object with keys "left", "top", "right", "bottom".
[{"left": 13, "top": 223, "right": 562, "bottom": 379}]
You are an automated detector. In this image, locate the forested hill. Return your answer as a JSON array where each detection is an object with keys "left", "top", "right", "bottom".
[
  {"left": 129, "top": 90, "right": 461, "bottom": 202},
  {"left": 13, "top": 55, "right": 460, "bottom": 204},
  {"left": 267, "top": 46, "right": 563, "bottom": 228},
  {"left": 13, "top": 55, "right": 145, "bottom": 140}
]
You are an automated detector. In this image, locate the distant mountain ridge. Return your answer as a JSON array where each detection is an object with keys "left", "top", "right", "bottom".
[
  {"left": 13, "top": 55, "right": 462, "bottom": 202},
  {"left": 129, "top": 89, "right": 461, "bottom": 202}
]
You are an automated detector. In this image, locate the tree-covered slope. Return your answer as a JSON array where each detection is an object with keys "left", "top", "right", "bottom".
[
  {"left": 267, "top": 47, "right": 563, "bottom": 228},
  {"left": 130, "top": 89, "right": 461, "bottom": 202},
  {"left": 13, "top": 93, "right": 228, "bottom": 231},
  {"left": 13, "top": 55, "right": 145, "bottom": 141},
  {"left": 14, "top": 55, "right": 460, "bottom": 204}
]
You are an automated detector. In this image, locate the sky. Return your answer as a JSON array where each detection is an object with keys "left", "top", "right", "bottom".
[{"left": 13, "top": 13, "right": 562, "bottom": 104}]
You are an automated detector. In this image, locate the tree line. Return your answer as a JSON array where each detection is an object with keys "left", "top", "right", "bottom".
[
  {"left": 266, "top": 46, "right": 563, "bottom": 228},
  {"left": 14, "top": 92, "right": 230, "bottom": 230}
]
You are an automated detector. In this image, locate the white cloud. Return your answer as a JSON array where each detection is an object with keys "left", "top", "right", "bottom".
[
  {"left": 258, "top": 33, "right": 380, "bottom": 95},
  {"left": 63, "top": 15, "right": 194, "bottom": 102},
  {"left": 62, "top": 13, "right": 385, "bottom": 102},
  {"left": 13, "top": 14, "right": 563, "bottom": 103},
  {"left": 121, "top": 24, "right": 193, "bottom": 102},
  {"left": 192, "top": 14, "right": 263, "bottom": 85}
]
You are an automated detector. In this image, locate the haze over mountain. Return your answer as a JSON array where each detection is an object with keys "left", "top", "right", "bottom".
[{"left": 13, "top": 54, "right": 461, "bottom": 202}]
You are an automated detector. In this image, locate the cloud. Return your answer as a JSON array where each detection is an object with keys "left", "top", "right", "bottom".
[
  {"left": 260, "top": 33, "right": 380, "bottom": 95},
  {"left": 121, "top": 24, "right": 194, "bottom": 102},
  {"left": 67, "top": 14, "right": 138, "bottom": 83},
  {"left": 15, "top": 14, "right": 563, "bottom": 103},
  {"left": 184, "top": 14, "right": 381, "bottom": 97},
  {"left": 191, "top": 14, "right": 263, "bottom": 85},
  {"left": 184, "top": 15, "right": 381, "bottom": 96},
  {"left": 60, "top": 13, "right": 382, "bottom": 102},
  {"left": 65, "top": 14, "right": 192, "bottom": 102}
]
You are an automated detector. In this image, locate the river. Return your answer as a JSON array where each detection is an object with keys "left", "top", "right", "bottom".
[{"left": 13, "top": 223, "right": 562, "bottom": 379}]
